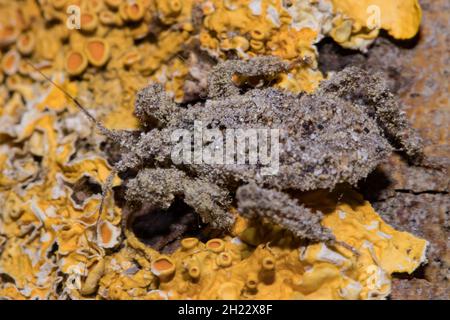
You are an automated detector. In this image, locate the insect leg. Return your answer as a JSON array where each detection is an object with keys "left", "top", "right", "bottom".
[
  {"left": 207, "top": 56, "right": 294, "bottom": 99},
  {"left": 95, "top": 167, "right": 117, "bottom": 237},
  {"left": 236, "top": 182, "right": 335, "bottom": 243},
  {"left": 319, "top": 67, "right": 426, "bottom": 165},
  {"left": 182, "top": 177, "right": 235, "bottom": 230}
]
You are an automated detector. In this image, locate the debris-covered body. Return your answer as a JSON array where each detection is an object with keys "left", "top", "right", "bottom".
[{"left": 79, "top": 57, "right": 426, "bottom": 245}]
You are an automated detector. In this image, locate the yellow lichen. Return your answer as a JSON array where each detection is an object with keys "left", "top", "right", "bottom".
[
  {"left": 84, "top": 38, "right": 111, "bottom": 67},
  {"left": 331, "top": 0, "right": 422, "bottom": 40},
  {"left": 65, "top": 50, "right": 88, "bottom": 76}
]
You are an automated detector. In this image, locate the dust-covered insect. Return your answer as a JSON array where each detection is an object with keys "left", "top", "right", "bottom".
[{"left": 29, "top": 56, "right": 426, "bottom": 251}]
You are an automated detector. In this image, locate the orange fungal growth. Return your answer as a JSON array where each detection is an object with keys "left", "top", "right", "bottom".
[
  {"left": 168, "top": 0, "right": 183, "bottom": 16},
  {"left": 118, "top": 3, "right": 130, "bottom": 21},
  {"left": 84, "top": 38, "right": 110, "bottom": 67},
  {"left": 80, "top": 12, "right": 98, "bottom": 32},
  {"left": 171, "top": 0, "right": 182, "bottom": 11},
  {"left": 0, "top": 24, "right": 19, "bottom": 48},
  {"left": 18, "top": 60, "right": 33, "bottom": 76},
  {"left": 250, "top": 29, "right": 266, "bottom": 41},
  {"left": 186, "top": 259, "right": 201, "bottom": 280},
  {"left": 97, "top": 220, "right": 121, "bottom": 249},
  {"left": 122, "top": 50, "right": 142, "bottom": 67},
  {"left": 130, "top": 22, "right": 150, "bottom": 40},
  {"left": 17, "top": 33, "right": 36, "bottom": 56},
  {"left": 250, "top": 39, "right": 265, "bottom": 52},
  {"left": 156, "top": 0, "right": 183, "bottom": 25},
  {"left": 216, "top": 252, "right": 232, "bottom": 268},
  {"left": 261, "top": 256, "right": 275, "bottom": 271},
  {"left": 245, "top": 273, "right": 258, "bottom": 291},
  {"left": 125, "top": 1, "right": 145, "bottom": 22},
  {"left": 181, "top": 237, "right": 199, "bottom": 250},
  {"left": 151, "top": 256, "right": 176, "bottom": 281},
  {"left": 65, "top": 50, "right": 88, "bottom": 76},
  {"left": 100, "top": 222, "right": 112, "bottom": 244},
  {"left": 189, "top": 265, "right": 201, "bottom": 279},
  {"left": 1, "top": 50, "right": 20, "bottom": 76},
  {"left": 99, "top": 10, "right": 119, "bottom": 26},
  {"left": 206, "top": 239, "right": 225, "bottom": 253}
]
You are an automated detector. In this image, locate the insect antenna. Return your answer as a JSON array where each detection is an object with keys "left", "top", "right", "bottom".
[
  {"left": 25, "top": 61, "right": 118, "bottom": 141},
  {"left": 27, "top": 61, "right": 120, "bottom": 241},
  {"left": 95, "top": 167, "right": 118, "bottom": 238}
]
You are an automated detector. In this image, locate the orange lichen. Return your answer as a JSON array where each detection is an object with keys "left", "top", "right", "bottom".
[
  {"left": 122, "top": 50, "right": 142, "bottom": 68},
  {"left": 0, "top": 24, "right": 19, "bottom": 48},
  {"left": 97, "top": 220, "right": 121, "bottom": 248},
  {"left": 80, "top": 12, "right": 99, "bottom": 33},
  {"left": 156, "top": 0, "right": 184, "bottom": 25},
  {"left": 261, "top": 256, "right": 275, "bottom": 271},
  {"left": 100, "top": 223, "right": 112, "bottom": 243},
  {"left": 98, "top": 10, "right": 119, "bottom": 26},
  {"left": 206, "top": 239, "right": 226, "bottom": 253},
  {"left": 216, "top": 252, "right": 233, "bottom": 268},
  {"left": 125, "top": 1, "right": 145, "bottom": 22},
  {"left": 65, "top": 50, "right": 88, "bottom": 76},
  {"left": 331, "top": 0, "right": 422, "bottom": 40},
  {"left": 153, "top": 258, "right": 175, "bottom": 272},
  {"left": 1, "top": 49, "right": 20, "bottom": 76},
  {"left": 181, "top": 237, "right": 199, "bottom": 250},
  {"left": 151, "top": 257, "right": 176, "bottom": 282},
  {"left": 16, "top": 33, "right": 35, "bottom": 56},
  {"left": 84, "top": 38, "right": 110, "bottom": 67}
]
